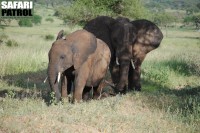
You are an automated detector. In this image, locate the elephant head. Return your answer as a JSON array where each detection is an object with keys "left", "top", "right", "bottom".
[
  {"left": 48, "top": 30, "right": 97, "bottom": 101},
  {"left": 128, "top": 19, "right": 163, "bottom": 91}
]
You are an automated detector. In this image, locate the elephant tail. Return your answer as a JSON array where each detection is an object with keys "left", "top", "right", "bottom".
[{"left": 56, "top": 30, "right": 64, "bottom": 40}]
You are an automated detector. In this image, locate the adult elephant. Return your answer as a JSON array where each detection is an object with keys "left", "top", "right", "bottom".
[
  {"left": 84, "top": 16, "right": 163, "bottom": 92},
  {"left": 48, "top": 29, "right": 111, "bottom": 102}
]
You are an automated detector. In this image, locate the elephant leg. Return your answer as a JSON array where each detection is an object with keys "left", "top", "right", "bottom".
[
  {"left": 73, "top": 66, "right": 89, "bottom": 103},
  {"left": 128, "top": 62, "right": 141, "bottom": 91},
  {"left": 128, "top": 55, "right": 145, "bottom": 91},
  {"left": 109, "top": 58, "right": 120, "bottom": 84},
  {"left": 116, "top": 60, "right": 130, "bottom": 93},
  {"left": 67, "top": 76, "right": 73, "bottom": 95},
  {"left": 61, "top": 75, "right": 68, "bottom": 98},
  {"left": 93, "top": 81, "right": 105, "bottom": 99},
  {"left": 135, "top": 66, "right": 142, "bottom": 91},
  {"left": 82, "top": 86, "right": 92, "bottom": 101}
]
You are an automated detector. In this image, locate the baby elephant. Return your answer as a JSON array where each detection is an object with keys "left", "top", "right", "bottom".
[{"left": 48, "top": 30, "right": 111, "bottom": 102}]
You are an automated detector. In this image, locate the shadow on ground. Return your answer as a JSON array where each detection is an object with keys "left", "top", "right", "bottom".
[
  {"left": 0, "top": 68, "right": 199, "bottom": 109},
  {"left": 0, "top": 69, "right": 52, "bottom": 104},
  {"left": 140, "top": 79, "right": 200, "bottom": 119}
]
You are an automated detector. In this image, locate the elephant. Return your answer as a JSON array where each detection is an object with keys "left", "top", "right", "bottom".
[
  {"left": 83, "top": 16, "right": 163, "bottom": 92},
  {"left": 48, "top": 29, "right": 111, "bottom": 102}
]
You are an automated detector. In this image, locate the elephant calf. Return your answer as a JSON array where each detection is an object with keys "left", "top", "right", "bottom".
[{"left": 48, "top": 30, "right": 111, "bottom": 102}]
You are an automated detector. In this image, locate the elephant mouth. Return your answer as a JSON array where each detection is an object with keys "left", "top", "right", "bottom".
[{"left": 115, "top": 57, "right": 135, "bottom": 69}]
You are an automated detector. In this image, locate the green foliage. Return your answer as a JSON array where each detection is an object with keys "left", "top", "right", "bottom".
[
  {"left": 18, "top": 18, "right": 33, "bottom": 27},
  {"left": 45, "top": 34, "right": 54, "bottom": 40},
  {"left": 18, "top": 15, "right": 42, "bottom": 27},
  {"left": 5, "top": 90, "right": 16, "bottom": 98},
  {"left": 31, "top": 15, "right": 42, "bottom": 25},
  {"left": 153, "top": 12, "right": 176, "bottom": 26},
  {"left": 55, "top": 0, "right": 149, "bottom": 24},
  {"left": 184, "top": 16, "right": 195, "bottom": 24},
  {"left": 6, "top": 39, "right": 19, "bottom": 47},
  {"left": 145, "top": 0, "right": 200, "bottom": 12},
  {"left": 49, "top": 92, "right": 57, "bottom": 105},
  {"left": 183, "top": 13, "right": 200, "bottom": 29},
  {"left": 122, "top": 0, "right": 149, "bottom": 19},
  {"left": 55, "top": 0, "right": 114, "bottom": 24},
  {"left": 45, "top": 18, "right": 54, "bottom": 23}
]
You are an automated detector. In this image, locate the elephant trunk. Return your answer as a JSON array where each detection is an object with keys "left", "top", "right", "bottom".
[{"left": 48, "top": 63, "right": 61, "bottom": 102}]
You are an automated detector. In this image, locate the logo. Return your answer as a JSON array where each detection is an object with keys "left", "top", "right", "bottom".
[{"left": 1, "top": 1, "right": 33, "bottom": 17}]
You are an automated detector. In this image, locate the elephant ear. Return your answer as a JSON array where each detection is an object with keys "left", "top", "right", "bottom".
[
  {"left": 56, "top": 30, "right": 64, "bottom": 40},
  {"left": 70, "top": 30, "right": 97, "bottom": 69}
]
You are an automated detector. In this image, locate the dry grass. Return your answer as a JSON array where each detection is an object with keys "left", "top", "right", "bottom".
[{"left": 0, "top": 5, "right": 200, "bottom": 133}]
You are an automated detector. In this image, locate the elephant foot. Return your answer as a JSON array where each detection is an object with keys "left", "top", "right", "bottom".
[
  {"left": 82, "top": 92, "right": 92, "bottom": 101},
  {"left": 115, "top": 87, "right": 127, "bottom": 94}
]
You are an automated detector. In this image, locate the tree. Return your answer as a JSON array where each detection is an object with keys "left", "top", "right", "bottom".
[
  {"left": 55, "top": 0, "right": 149, "bottom": 24},
  {"left": 122, "top": 0, "right": 149, "bottom": 19},
  {"left": 153, "top": 12, "right": 176, "bottom": 37},
  {"left": 153, "top": 12, "right": 176, "bottom": 27},
  {"left": 183, "top": 13, "right": 200, "bottom": 29}
]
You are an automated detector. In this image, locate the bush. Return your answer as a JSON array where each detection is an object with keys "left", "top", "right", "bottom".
[
  {"left": 45, "top": 34, "right": 54, "bottom": 40},
  {"left": 31, "top": 15, "right": 42, "bottom": 25},
  {"left": 18, "top": 15, "right": 42, "bottom": 27},
  {"left": 55, "top": 0, "right": 149, "bottom": 24},
  {"left": 45, "top": 18, "right": 54, "bottom": 23},
  {"left": 18, "top": 18, "right": 33, "bottom": 27},
  {"left": 6, "top": 39, "right": 19, "bottom": 47}
]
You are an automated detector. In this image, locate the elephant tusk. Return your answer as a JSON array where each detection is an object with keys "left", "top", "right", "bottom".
[
  {"left": 116, "top": 57, "right": 120, "bottom": 65},
  {"left": 131, "top": 59, "right": 135, "bottom": 69},
  {"left": 57, "top": 72, "right": 61, "bottom": 83},
  {"left": 43, "top": 76, "right": 48, "bottom": 83}
]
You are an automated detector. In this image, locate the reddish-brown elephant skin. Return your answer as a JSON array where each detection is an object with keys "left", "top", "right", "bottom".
[{"left": 48, "top": 30, "right": 111, "bottom": 102}]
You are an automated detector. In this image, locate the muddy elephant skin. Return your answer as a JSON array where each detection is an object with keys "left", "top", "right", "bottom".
[{"left": 48, "top": 29, "right": 111, "bottom": 102}]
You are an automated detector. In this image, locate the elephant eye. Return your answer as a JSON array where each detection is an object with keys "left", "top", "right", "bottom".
[{"left": 60, "top": 55, "right": 65, "bottom": 59}]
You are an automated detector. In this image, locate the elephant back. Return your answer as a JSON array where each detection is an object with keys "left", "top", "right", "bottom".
[
  {"left": 65, "top": 30, "right": 97, "bottom": 69},
  {"left": 84, "top": 16, "right": 116, "bottom": 52}
]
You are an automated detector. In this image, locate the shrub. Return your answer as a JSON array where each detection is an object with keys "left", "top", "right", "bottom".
[
  {"left": 45, "top": 34, "right": 54, "bottom": 40},
  {"left": 31, "top": 15, "right": 42, "bottom": 25},
  {"left": 6, "top": 39, "right": 19, "bottom": 47},
  {"left": 55, "top": 0, "right": 149, "bottom": 24},
  {"left": 18, "top": 18, "right": 33, "bottom": 27},
  {"left": 45, "top": 18, "right": 54, "bottom": 23},
  {"left": 18, "top": 15, "right": 42, "bottom": 27}
]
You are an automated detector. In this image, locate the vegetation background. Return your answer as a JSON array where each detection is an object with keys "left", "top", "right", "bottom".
[{"left": 0, "top": 0, "right": 200, "bottom": 132}]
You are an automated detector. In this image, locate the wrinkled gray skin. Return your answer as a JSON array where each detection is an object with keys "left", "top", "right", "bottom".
[
  {"left": 84, "top": 16, "right": 163, "bottom": 92},
  {"left": 48, "top": 29, "right": 111, "bottom": 102}
]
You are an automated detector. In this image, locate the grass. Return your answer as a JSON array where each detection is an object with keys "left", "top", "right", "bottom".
[{"left": 0, "top": 5, "right": 200, "bottom": 133}]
